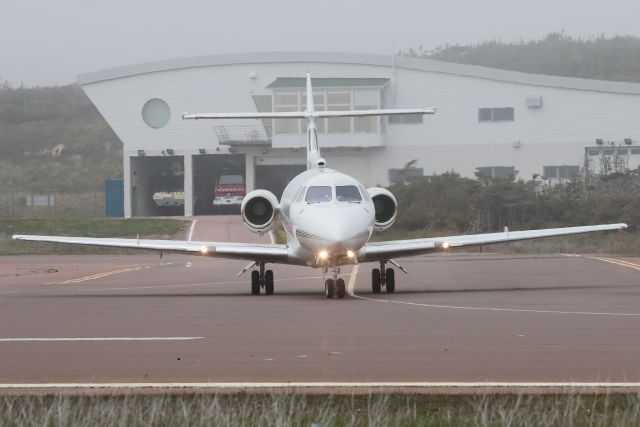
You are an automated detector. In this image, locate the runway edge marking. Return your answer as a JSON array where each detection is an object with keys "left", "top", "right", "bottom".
[{"left": 0, "top": 382, "right": 639, "bottom": 390}]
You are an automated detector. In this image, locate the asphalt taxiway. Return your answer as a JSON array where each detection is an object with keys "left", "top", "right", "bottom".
[{"left": 1, "top": 217, "right": 639, "bottom": 392}]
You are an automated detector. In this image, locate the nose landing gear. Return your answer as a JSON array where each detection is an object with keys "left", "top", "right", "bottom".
[
  {"left": 372, "top": 260, "right": 395, "bottom": 294},
  {"left": 251, "top": 261, "right": 274, "bottom": 295},
  {"left": 325, "top": 267, "right": 346, "bottom": 299}
]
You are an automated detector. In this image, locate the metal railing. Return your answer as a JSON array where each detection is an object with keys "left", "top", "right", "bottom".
[{"left": 214, "top": 125, "right": 272, "bottom": 146}]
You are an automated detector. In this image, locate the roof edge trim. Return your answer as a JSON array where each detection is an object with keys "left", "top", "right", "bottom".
[{"left": 77, "top": 51, "right": 640, "bottom": 95}]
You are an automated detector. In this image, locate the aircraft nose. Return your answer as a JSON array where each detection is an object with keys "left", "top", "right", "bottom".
[{"left": 299, "top": 206, "right": 372, "bottom": 254}]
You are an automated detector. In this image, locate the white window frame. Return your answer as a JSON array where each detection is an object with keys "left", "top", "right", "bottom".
[
  {"left": 272, "top": 86, "right": 383, "bottom": 135},
  {"left": 273, "top": 90, "right": 301, "bottom": 134}
]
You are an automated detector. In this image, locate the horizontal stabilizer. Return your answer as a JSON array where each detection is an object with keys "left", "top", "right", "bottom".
[
  {"left": 182, "top": 108, "right": 436, "bottom": 120},
  {"left": 313, "top": 108, "right": 436, "bottom": 118},
  {"left": 182, "top": 112, "right": 308, "bottom": 120}
]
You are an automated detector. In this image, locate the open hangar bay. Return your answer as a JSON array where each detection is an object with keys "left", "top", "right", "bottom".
[{"left": 0, "top": 217, "right": 639, "bottom": 392}]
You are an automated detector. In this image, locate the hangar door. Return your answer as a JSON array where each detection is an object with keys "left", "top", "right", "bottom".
[
  {"left": 255, "top": 161, "right": 306, "bottom": 199},
  {"left": 131, "top": 155, "right": 185, "bottom": 217},
  {"left": 193, "top": 154, "right": 245, "bottom": 215}
]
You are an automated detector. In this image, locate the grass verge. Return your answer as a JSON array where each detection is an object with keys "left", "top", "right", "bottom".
[
  {"left": 0, "top": 393, "right": 639, "bottom": 426},
  {"left": 0, "top": 218, "right": 186, "bottom": 255}
]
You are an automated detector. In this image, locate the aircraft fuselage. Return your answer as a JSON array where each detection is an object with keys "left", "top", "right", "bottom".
[{"left": 278, "top": 167, "right": 375, "bottom": 267}]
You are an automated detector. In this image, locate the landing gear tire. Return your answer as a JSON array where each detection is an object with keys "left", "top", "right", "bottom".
[
  {"left": 251, "top": 270, "right": 260, "bottom": 295},
  {"left": 265, "top": 270, "right": 274, "bottom": 295},
  {"left": 325, "top": 279, "right": 336, "bottom": 299},
  {"left": 372, "top": 268, "right": 381, "bottom": 293},
  {"left": 386, "top": 268, "right": 395, "bottom": 293},
  {"left": 336, "top": 278, "right": 346, "bottom": 299}
]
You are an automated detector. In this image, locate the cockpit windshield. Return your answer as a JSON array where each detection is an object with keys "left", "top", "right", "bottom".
[
  {"left": 305, "top": 186, "right": 332, "bottom": 203},
  {"left": 336, "top": 185, "right": 362, "bottom": 202}
]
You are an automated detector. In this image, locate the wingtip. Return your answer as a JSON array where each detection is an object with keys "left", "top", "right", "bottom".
[{"left": 11, "top": 235, "right": 21, "bottom": 241}]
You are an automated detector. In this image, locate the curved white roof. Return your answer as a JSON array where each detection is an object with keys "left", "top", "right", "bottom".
[{"left": 77, "top": 51, "right": 640, "bottom": 95}]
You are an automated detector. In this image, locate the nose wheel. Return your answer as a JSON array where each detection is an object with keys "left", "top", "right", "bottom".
[
  {"left": 372, "top": 261, "right": 395, "bottom": 293},
  {"left": 251, "top": 262, "right": 274, "bottom": 295},
  {"left": 325, "top": 268, "right": 346, "bottom": 299}
]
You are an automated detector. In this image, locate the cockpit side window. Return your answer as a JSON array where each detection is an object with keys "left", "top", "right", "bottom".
[
  {"left": 336, "top": 185, "right": 362, "bottom": 202},
  {"left": 305, "top": 186, "right": 332, "bottom": 203},
  {"left": 359, "top": 185, "right": 370, "bottom": 201},
  {"left": 295, "top": 186, "right": 306, "bottom": 202}
]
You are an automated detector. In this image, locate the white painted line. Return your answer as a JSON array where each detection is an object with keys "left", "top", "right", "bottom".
[
  {"left": 347, "top": 264, "right": 359, "bottom": 296},
  {"left": 351, "top": 294, "right": 640, "bottom": 317},
  {"left": 188, "top": 219, "right": 198, "bottom": 242},
  {"left": 0, "top": 337, "right": 203, "bottom": 342},
  {"left": 0, "top": 382, "right": 638, "bottom": 389}
]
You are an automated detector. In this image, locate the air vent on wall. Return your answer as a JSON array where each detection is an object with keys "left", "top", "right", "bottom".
[{"left": 526, "top": 96, "right": 543, "bottom": 109}]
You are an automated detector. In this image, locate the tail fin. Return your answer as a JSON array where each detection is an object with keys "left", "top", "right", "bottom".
[
  {"left": 183, "top": 73, "right": 436, "bottom": 171},
  {"left": 305, "top": 72, "right": 321, "bottom": 169}
]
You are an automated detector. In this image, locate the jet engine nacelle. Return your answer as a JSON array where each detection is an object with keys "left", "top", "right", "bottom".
[
  {"left": 367, "top": 187, "right": 398, "bottom": 231},
  {"left": 240, "top": 190, "right": 279, "bottom": 234}
]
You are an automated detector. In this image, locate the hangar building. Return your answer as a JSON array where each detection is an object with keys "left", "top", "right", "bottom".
[{"left": 77, "top": 52, "right": 640, "bottom": 217}]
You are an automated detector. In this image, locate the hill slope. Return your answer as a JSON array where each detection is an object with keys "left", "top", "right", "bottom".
[
  {"left": 0, "top": 83, "right": 122, "bottom": 190},
  {"left": 407, "top": 33, "right": 640, "bottom": 83}
]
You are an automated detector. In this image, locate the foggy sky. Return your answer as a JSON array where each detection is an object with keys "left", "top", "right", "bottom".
[{"left": 2, "top": 0, "right": 640, "bottom": 87}]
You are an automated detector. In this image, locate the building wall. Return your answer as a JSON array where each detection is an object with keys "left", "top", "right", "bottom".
[
  {"left": 79, "top": 55, "right": 640, "bottom": 216},
  {"left": 82, "top": 59, "right": 640, "bottom": 182}
]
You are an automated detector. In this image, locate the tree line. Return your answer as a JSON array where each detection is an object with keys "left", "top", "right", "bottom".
[
  {"left": 405, "top": 33, "right": 640, "bottom": 83},
  {"left": 391, "top": 171, "right": 640, "bottom": 234}
]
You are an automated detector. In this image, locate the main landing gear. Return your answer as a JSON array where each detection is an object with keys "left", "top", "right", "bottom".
[
  {"left": 251, "top": 261, "right": 274, "bottom": 295},
  {"left": 325, "top": 267, "right": 346, "bottom": 299},
  {"left": 372, "top": 260, "right": 395, "bottom": 294}
]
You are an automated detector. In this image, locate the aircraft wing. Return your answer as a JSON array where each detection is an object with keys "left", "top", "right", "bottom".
[
  {"left": 11, "top": 235, "right": 289, "bottom": 263},
  {"left": 359, "top": 223, "right": 627, "bottom": 262}
]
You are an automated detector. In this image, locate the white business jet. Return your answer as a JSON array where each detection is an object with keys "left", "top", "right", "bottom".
[{"left": 13, "top": 74, "right": 627, "bottom": 298}]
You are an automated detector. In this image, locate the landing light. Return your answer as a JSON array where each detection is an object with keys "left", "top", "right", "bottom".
[
  {"left": 436, "top": 241, "right": 450, "bottom": 250},
  {"left": 200, "top": 246, "right": 209, "bottom": 254},
  {"left": 318, "top": 250, "right": 328, "bottom": 260},
  {"left": 347, "top": 250, "right": 355, "bottom": 258}
]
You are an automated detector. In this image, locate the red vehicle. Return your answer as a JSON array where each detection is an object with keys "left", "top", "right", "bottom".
[{"left": 213, "top": 174, "right": 245, "bottom": 209}]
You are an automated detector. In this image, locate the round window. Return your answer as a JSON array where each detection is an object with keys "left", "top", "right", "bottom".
[{"left": 141, "top": 98, "right": 170, "bottom": 129}]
